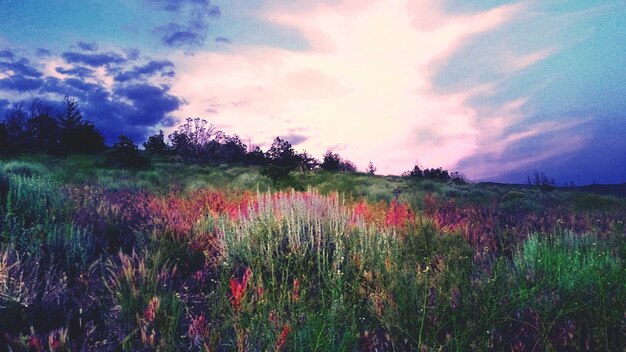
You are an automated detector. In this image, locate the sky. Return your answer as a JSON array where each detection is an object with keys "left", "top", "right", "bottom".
[{"left": 0, "top": 0, "right": 624, "bottom": 184}]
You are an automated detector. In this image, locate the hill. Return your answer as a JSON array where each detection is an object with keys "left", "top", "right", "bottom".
[{"left": 0, "top": 154, "right": 624, "bottom": 351}]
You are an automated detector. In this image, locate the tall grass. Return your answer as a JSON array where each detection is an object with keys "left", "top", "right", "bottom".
[{"left": 0, "top": 156, "right": 623, "bottom": 350}]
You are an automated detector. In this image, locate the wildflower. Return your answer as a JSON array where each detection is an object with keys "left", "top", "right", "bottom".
[
  {"left": 292, "top": 278, "right": 300, "bottom": 303},
  {"left": 275, "top": 324, "right": 291, "bottom": 352},
  {"left": 230, "top": 267, "right": 252, "bottom": 311},
  {"left": 144, "top": 296, "right": 160, "bottom": 323},
  {"left": 28, "top": 336, "right": 44, "bottom": 352},
  {"left": 188, "top": 313, "right": 210, "bottom": 347}
]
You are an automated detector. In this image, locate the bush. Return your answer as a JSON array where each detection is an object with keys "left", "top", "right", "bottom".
[
  {"left": 2, "top": 161, "right": 47, "bottom": 178},
  {"left": 527, "top": 170, "right": 556, "bottom": 192},
  {"left": 107, "top": 135, "right": 151, "bottom": 169}
]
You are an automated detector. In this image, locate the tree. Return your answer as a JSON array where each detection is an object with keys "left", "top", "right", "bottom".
[
  {"left": 4, "top": 103, "right": 28, "bottom": 154},
  {"left": 366, "top": 162, "right": 376, "bottom": 175},
  {"left": 297, "top": 151, "right": 319, "bottom": 174},
  {"left": 27, "top": 111, "right": 60, "bottom": 154},
  {"left": 423, "top": 167, "right": 450, "bottom": 181},
  {"left": 216, "top": 134, "right": 247, "bottom": 163},
  {"left": 339, "top": 160, "right": 357, "bottom": 173},
  {"left": 107, "top": 134, "right": 150, "bottom": 169},
  {"left": 168, "top": 117, "right": 223, "bottom": 161},
  {"left": 320, "top": 150, "right": 356, "bottom": 173},
  {"left": 266, "top": 137, "right": 299, "bottom": 169},
  {"left": 403, "top": 165, "right": 423, "bottom": 178},
  {"left": 320, "top": 151, "right": 342, "bottom": 171},
  {"left": 244, "top": 145, "right": 267, "bottom": 165},
  {"left": 144, "top": 130, "right": 169, "bottom": 155},
  {"left": 527, "top": 170, "right": 556, "bottom": 192},
  {"left": 57, "top": 97, "right": 104, "bottom": 154}
]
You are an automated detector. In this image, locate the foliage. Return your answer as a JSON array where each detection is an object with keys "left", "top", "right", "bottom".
[
  {"left": 143, "top": 130, "right": 169, "bottom": 155},
  {"left": 106, "top": 134, "right": 151, "bottom": 169},
  {"left": 0, "top": 97, "right": 105, "bottom": 156},
  {"left": 0, "top": 155, "right": 623, "bottom": 351},
  {"left": 366, "top": 161, "right": 376, "bottom": 175},
  {"left": 527, "top": 170, "right": 556, "bottom": 192}
]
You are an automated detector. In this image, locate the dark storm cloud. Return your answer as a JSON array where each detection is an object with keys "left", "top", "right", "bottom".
[
  {"left": 0, "top": 75, "right": 43, "bottom": 92},
  {"left": 114, "top": 60, "right": 175, "bottom": 82},
  {"left": 62, "top": 51, "right": 126, "bottom": 67},
  {"left": 55, "top": 66, "right": 95, "bottom": 78},
  {"left": 0, "top": 58, "right": 42, "bottom": 78},
  {"left": 1, "top": 47, "right": 182, "bottom": 145},
  {"left": 116, "top": 83, "right": 182, "bottom": 126},
  {"left": 148, "top": 0, "right": 220, "bottom": 47},
  {"left": 77, "top": 41, "right": 98, "bottom": 52},
  {"left": 0, "top": 50, "right": 15, "bottom": 60}
]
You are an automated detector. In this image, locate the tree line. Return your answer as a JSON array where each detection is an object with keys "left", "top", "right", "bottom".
[{"left": 1, "top": 98, "right": 466, "bottom": 183}]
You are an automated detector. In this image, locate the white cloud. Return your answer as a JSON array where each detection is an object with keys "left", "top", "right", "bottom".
[{"left": 169, "top": 0, "right": 526, "bottom": 173}]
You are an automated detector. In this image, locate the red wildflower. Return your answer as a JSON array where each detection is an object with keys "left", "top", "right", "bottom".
[
  {"left": 292, "top": 278, "right": 300, "bottom": 303},
  {"left": 384, "top": 200, "right": 413, "bottom": 228},
  {"left": 144, "top": 296, "right": 160, "bottom": 323},
  {"left": 230, "top": 267, "right": 252, "bottom": 312},
  {"left": 28, "top": 336, "right": 44, "bottom": 352},
  {"left": 275, "top": 324, "right": 291, "bottom": 352}
]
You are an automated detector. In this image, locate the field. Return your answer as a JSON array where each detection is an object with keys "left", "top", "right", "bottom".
[{"left": 0, "top": 155, "right": 624, "bottom": 351}]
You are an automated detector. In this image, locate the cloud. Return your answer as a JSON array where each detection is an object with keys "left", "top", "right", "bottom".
[
  {"left": 77, "top": 41, "right": 98, "bottom": 52},
  {"left": 116, "top": 84, "right": 182, "bottom": 126},
  {"left": 156, "top": 24, "right": 206, "bottom": 47},
  {"left": 0, "top": 47, "right": 181, "bottom": 144},
  {"left": 148, "top": 0, "right": 221, "bottom": 47},
  {"left": 62, "top": 51, "right": 126, "bottom": 67},
  {"left": 55, "top": 66, "right": 95, "bottom": 78},
  {"left": 114, "top": 60, "right": 175, "bottom": 82},
  {"left": 0, "top": 50, "right": 14, "bottom": 60},
  {"left": 0, "top": 75, "right": 43, "bottom": 92},
  {"left": 0, "top": 57, "right": 42, "bottom": 78},
  {"left": 215, "top": 36, "right": 231, "bottom": 44},
  {"left": 36, "top": 48, "right": 52, "bottom": 57},
  {"left": 170, "top": 0, "right": 523, "bottom": 173}
]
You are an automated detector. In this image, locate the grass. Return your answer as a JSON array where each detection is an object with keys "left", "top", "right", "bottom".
[{"left": 0, "top": 154, "right": 623, "bottom": 350}]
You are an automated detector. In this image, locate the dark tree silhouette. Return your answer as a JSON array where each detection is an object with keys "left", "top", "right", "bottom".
[
  {"left": 168, "top": 117, "right": 223, "bottom": 161},
  {"left": 320, "top": 150, "right": 356, "bottom": 173},
  {"left": 57, "top": 97, "right": 105, "bottom": 154},
  {"left": 366, "top": 161, "right": 376, "bottom": 175},
  {"left": 527, "top": 170, "right": 556, "bottom": 192},
  {"left": 243, "top": 145, "right": 267, "bottom": 165},
  {"left": 321, "top": 151, "right": 342, "bottom": 171},
  {"left": 297, "top": 151, "right": 319, "bottom": 174},
  {"left": 143, "top": 130, "right": 169, "bottom": 155},
  {"left": 266, "top": 137, "right": 300, "bottom": 169},
  {"left": 216, "top": 134, "right": 247, "bottom": 163},
  {"left": 107, "top": 134, "right": 150, "bottom": 169}
]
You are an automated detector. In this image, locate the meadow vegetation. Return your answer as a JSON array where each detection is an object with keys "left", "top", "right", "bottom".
[{"left": 0, "top": 155, "right": 623, "bottom": 351}]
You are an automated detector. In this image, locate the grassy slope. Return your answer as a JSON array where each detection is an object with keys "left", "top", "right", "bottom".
[{"left": 0, "top": 154, "right": 624, "bottom": 351}]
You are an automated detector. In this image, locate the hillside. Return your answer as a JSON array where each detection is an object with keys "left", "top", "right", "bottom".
[{"left": 0, "top": 154, "right": 624, "bottom": 351}]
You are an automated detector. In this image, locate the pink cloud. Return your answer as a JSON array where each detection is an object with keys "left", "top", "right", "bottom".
[{"left": 169, "top": 0, "right": 529, "bottom": 174}]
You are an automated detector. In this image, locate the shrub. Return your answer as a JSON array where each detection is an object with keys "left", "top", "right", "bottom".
[
  {"left": 2, "top": 161, "right": 47, "bottom": 178},
  {"left": 107, "top": 135, "right": 151, "bottom": 169},
  {"left": 143, "top": 130, "right": 169, "bottom": 155},
  {"left": 527, "top": 170, "right": 556, "bottom": 192}
]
